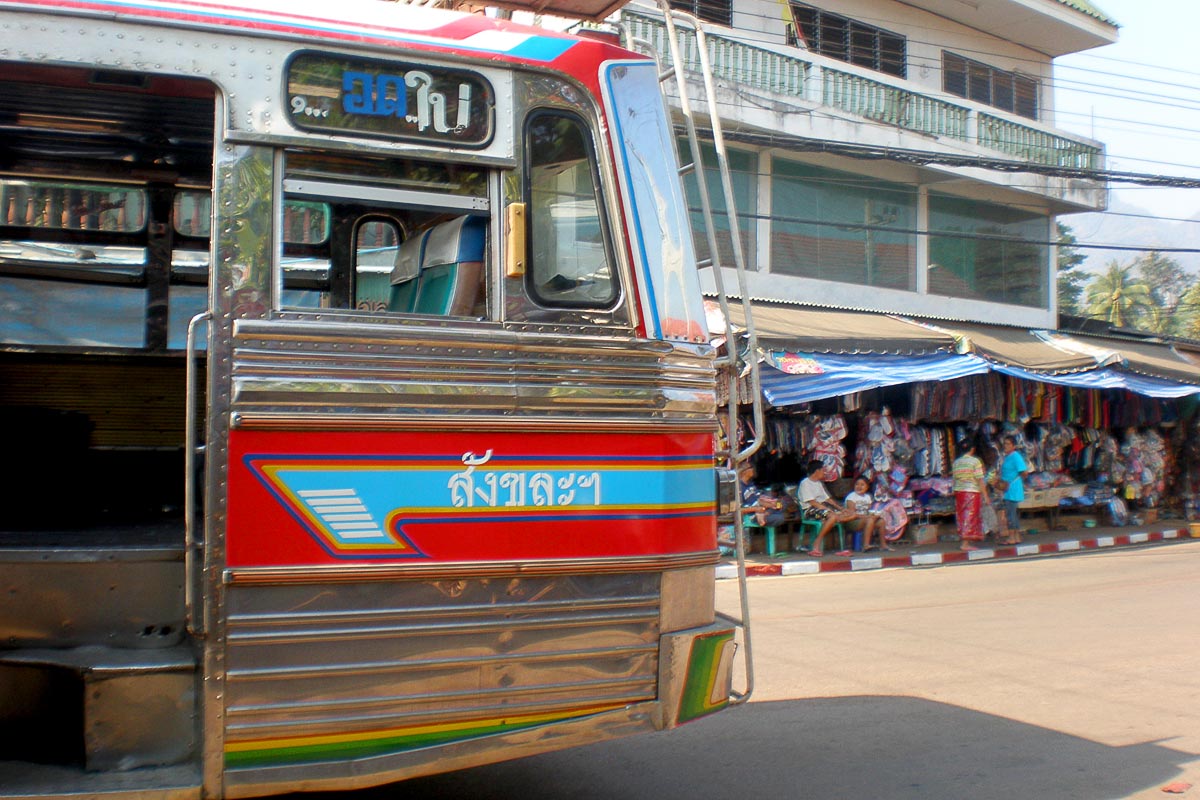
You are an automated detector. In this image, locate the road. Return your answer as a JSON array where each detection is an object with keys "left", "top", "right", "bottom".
[{"left": 304, "top": 542, "right": 1200, "bottom": 800}]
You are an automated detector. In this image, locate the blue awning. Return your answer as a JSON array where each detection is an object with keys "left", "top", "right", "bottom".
[
  {"left": 760, "top": 352, "right": 991, "bottom": 406},
  {"left": 990, "top": 362, "right": 1200, "bottom": 398}
]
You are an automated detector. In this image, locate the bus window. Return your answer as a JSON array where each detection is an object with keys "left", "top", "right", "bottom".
[
  {"left": 525, "top": 112, "right": 616, "bottom": 308},
  {"left": 281, "top": 151, "right": 489, "bottom": 317},
  {"left": 0, "top": 179, "right": 149, "bottom": 347}
]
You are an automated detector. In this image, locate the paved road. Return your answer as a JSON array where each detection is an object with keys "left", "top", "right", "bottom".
[{"left": 307, "top": 542, "right": 1200, "bottom": 800}]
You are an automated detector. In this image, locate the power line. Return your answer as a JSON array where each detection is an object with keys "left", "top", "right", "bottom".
[{"left": 692, "top": 204, "right": 1200, "bottom": 254}]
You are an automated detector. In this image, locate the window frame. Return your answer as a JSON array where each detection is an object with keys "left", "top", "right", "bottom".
[
  {"left": 942, "top": 51, "right": 1039, "bottom": 120},
  {"left": 789, "top": 3, "right": 907, "bottom": 79},
  {"left": 667, "top": 0, "right": 731, "bottom": 27},
  {"left": 522, "top": 108, "right": 619, "bottom": 312}
]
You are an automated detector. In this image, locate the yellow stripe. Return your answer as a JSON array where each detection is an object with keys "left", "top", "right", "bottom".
[{"left": 225, "top": 703, "right": 625, "bottom": 752}]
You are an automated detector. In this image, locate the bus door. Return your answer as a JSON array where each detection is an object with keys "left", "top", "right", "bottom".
[{"left": 0, "top": 62, "right": 217, "bottom": 779}]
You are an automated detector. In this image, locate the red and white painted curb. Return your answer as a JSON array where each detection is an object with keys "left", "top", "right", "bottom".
[{"left": 714, "top": 528, "right": 1193, "bottom": 580}]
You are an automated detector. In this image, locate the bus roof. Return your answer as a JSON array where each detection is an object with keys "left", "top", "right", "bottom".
[{"left": 0, "top": 0, "right": 638, "bottom": 67}]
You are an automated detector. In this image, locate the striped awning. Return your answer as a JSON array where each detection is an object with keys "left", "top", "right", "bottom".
[{"left": 759, "top": 352, "right": 991, "bottom": 407}]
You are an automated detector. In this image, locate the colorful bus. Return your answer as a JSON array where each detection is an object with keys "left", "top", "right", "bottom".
[{"left": 0, "top": 0, "right": 746, "bottom": 796}]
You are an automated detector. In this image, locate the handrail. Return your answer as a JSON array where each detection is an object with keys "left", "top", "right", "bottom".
[
  {"left": 184, "top": 310, "right": 212, "bottom": 637},
  {"left": 631, "top": 1, "right": 763, "bottom": 707}
]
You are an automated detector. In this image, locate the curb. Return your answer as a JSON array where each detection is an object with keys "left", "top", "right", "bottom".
[{"left": 715, "top": 527, "right": 1193, "bottom": 579}]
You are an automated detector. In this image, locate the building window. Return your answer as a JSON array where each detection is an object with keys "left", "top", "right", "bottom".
[
  {"left": 769, "top": 158, "right": 917, "bottom": 290},
  {"left": 679, "top": 141, "right": 757, "bottom": 272},
  {"left": 788, "top": 3, "right": 906, "bottom": 79},
  {"left": 668, "top": 0, "right": 731, "bottom": 27},
  {"left": 943, "top": 52, "right": 1038, "bottom": 120},
  {"left": 927, "top": 193, "right": 1049, "bottom": 308}
]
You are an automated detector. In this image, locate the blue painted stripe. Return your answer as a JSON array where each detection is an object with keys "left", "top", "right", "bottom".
[{"left": 506, "top": 35, "right": 577, "bottom": 62}]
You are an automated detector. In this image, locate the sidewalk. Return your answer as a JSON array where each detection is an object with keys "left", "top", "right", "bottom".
[{"left": 716, "top": 518, "right": 1200, "bottom": 579}]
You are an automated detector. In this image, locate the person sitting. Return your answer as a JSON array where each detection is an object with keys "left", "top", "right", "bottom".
[
  {"left": 738, "top": 465, "right": 786, "bottom": 528},
  {"left": 844, "top": 475, "right": 890, "bottom": 552},
  {"left": 798, "top": 460, "right": 858, "bottom": 557}
]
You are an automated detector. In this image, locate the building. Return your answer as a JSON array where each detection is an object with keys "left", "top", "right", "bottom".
[{"left": 621, "top": 0, "right": 1118, "bottom": 329}]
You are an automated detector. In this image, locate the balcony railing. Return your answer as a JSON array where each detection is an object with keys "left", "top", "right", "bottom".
[
  {"left": 821, "top": 68, "right": 969, "bottom": 141},
  {"left": 623, "top": 10, "right": 809, "bottom": 97},
  {"left": 621, "top": 8, "right": 1102, "bottom": 172}
]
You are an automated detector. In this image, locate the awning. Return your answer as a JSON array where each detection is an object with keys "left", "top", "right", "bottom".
[
  {"left": 923, "top": 321, "right": 1114, "bottom": 374},
  {"left": 727, "top": 303, "right": 957, "bottom": 355},
  {"left": 760, "top": 352, "right": 991, "bottom": 407},
  {"left": 990, "top": 363, "right": 1200, "bottom": 399},
  {"left": 1085, "top": 334, "right": 1200, "bottom": 385}
]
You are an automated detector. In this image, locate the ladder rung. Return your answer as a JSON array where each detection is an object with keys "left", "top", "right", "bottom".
[
  {"left": 696, "top": 257, "right": 714, "bottom": 269},
  {"left": 658, "top": 67, "right": 676, "bottom": 82},
  {"left": 679, "top": 161, "right": 696, "bottom": 176}
]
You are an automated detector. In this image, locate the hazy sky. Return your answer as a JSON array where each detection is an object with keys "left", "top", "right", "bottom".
[{"left": 1055, "top": 0, "right": 1200, "bottom": 220}]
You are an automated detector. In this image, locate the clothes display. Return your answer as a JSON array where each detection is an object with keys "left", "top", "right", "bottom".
[{"left": 745, "top": 367, "right": 1186, "bottom": 539}]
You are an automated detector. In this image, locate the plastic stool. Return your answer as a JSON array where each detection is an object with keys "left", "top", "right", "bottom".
[
  {"left": 799, "top": 518, "right": 845, "bottom": 551},
  {"left": 743, "top": 516, "right": 783, "bottom": 556}
]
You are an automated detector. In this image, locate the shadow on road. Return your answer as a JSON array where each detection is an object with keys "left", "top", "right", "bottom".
[{"left": 327, "top": 696, "right": 1198, "bottom": 800}]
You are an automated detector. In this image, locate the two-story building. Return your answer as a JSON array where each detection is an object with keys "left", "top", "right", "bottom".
[
  {"left": 608, "top": 0, "right": 1200, "bottom": 532},
  {"left": 624, "top": 0, "right": 1116, "bottom": 329}
]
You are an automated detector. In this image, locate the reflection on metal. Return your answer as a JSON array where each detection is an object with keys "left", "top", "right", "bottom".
[
  {"left": 228, "top": 318, "right": 717, "bottom": 425},
  {"left": 223, "top": 574, "right": 660, "bottom": 776},
  {"left": 226, "top": 552, "right": 717, "bottom": 585}
]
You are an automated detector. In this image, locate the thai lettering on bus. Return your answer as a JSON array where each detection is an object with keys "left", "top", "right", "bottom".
[{"left": 341, "top": 70, "right": 473, "bottom": 134}]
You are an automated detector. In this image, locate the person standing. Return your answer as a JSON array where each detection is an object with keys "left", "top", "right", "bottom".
[
  {"left": 951, "top": 435, "right": 990, "bottom": 551},
  {"left": 997, "top": 435, "right": 1028, "bottom": 545}
]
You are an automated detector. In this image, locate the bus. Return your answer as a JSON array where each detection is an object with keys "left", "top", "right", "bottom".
[{"left": 0, "top": 0, "right": 751, "bottom": 796}]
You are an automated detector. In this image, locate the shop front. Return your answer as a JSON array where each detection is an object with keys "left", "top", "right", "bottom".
[{"left": 724, "top": 304, "right": 1200, "bottom": 551}]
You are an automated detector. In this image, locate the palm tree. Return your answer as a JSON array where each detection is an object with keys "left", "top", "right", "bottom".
[{"left": 1085, "top": 261, "right": 1154, "bottom": 328}]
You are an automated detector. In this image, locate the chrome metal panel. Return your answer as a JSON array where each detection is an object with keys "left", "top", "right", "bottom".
[
  {"left": 205, "top": 141, "right": 278, "bottom": 797},
  {"left": 0, "top": 761, "right": 200, "bottom": 800},
  {"left": 223, "top": 701, "right": 656, "bottom": 799},
  {"left": 223, "top": 573, "right": 660, "bottom": 743},
  {"left": 86, "top": 671, "right": 197, "bottom": 772},
  {"left": 228, "top": 319, "right": 717, "bottom": 426},
  {"left": 0, "top": 556, "right": 184, "bottom": 648},
  {"left": 0, "top": 7, "right": 517, "bottom": 163},
  {"left": 659, "top": 566, "right": 716, "bottom": 634},
  {"left": 224, "top": 552, "right": 718, "bottom": 585}
]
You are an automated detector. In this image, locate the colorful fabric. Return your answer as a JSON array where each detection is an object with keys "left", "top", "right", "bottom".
[
  {"left": 955, "top": 491, "right": 984, "bottom": 541},
  {"left": 951, "top": 454, "right": 985, "bottom": 494}
]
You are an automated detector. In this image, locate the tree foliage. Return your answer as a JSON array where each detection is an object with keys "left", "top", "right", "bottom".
[
  {"left": 1084, "top": 261, "right": 1154, "bottom": 328},
  {"left": 1056, "top": 223, "right": 1088, "bottom": 317}
]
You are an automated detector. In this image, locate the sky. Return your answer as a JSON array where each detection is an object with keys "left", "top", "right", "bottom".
[{"left": 1054, "top": 0, "right": 1200, "bottom": 222}]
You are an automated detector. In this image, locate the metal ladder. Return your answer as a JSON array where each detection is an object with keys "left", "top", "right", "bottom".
[{"left": 623, "top": 1, "right": 765, "bottom": 705}]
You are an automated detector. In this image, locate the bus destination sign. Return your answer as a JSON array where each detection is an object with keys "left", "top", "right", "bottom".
[{"left": 286, "top": 53, "right": 494, "bottom": 146}]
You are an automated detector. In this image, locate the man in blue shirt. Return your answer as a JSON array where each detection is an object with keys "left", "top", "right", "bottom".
[{"left": 998, "top": 435, "right": 1028, "bottom": 545}]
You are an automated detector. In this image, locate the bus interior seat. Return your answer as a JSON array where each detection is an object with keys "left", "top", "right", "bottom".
[
  {"left": 388, "top": 229, "right": 429, "bottom": 313},
  {"left": 412, "top": 215, "right": 487, "bottom": 316}
]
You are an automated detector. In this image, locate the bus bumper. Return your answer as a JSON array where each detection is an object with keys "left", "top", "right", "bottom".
[{"left": 658, "top": 622, "right": 737, "bottom": 728}]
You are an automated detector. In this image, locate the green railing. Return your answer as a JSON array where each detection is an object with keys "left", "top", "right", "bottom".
[
  {"left": 619, "top": 9, "right": 1103, "bottom": 172},
  {"left": 822, "top": 68, "right": 969, "bottom": 142},
  {"left": 622, "top": 9, "right": 809, "bottom": 97},
  {"left": 978, "top": 113, "right": 1102, "bottom": 171}
]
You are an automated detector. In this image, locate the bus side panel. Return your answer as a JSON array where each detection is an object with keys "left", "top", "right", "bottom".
[{"left": 225, "top": 429, "right": 716, "bottom": 567}]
